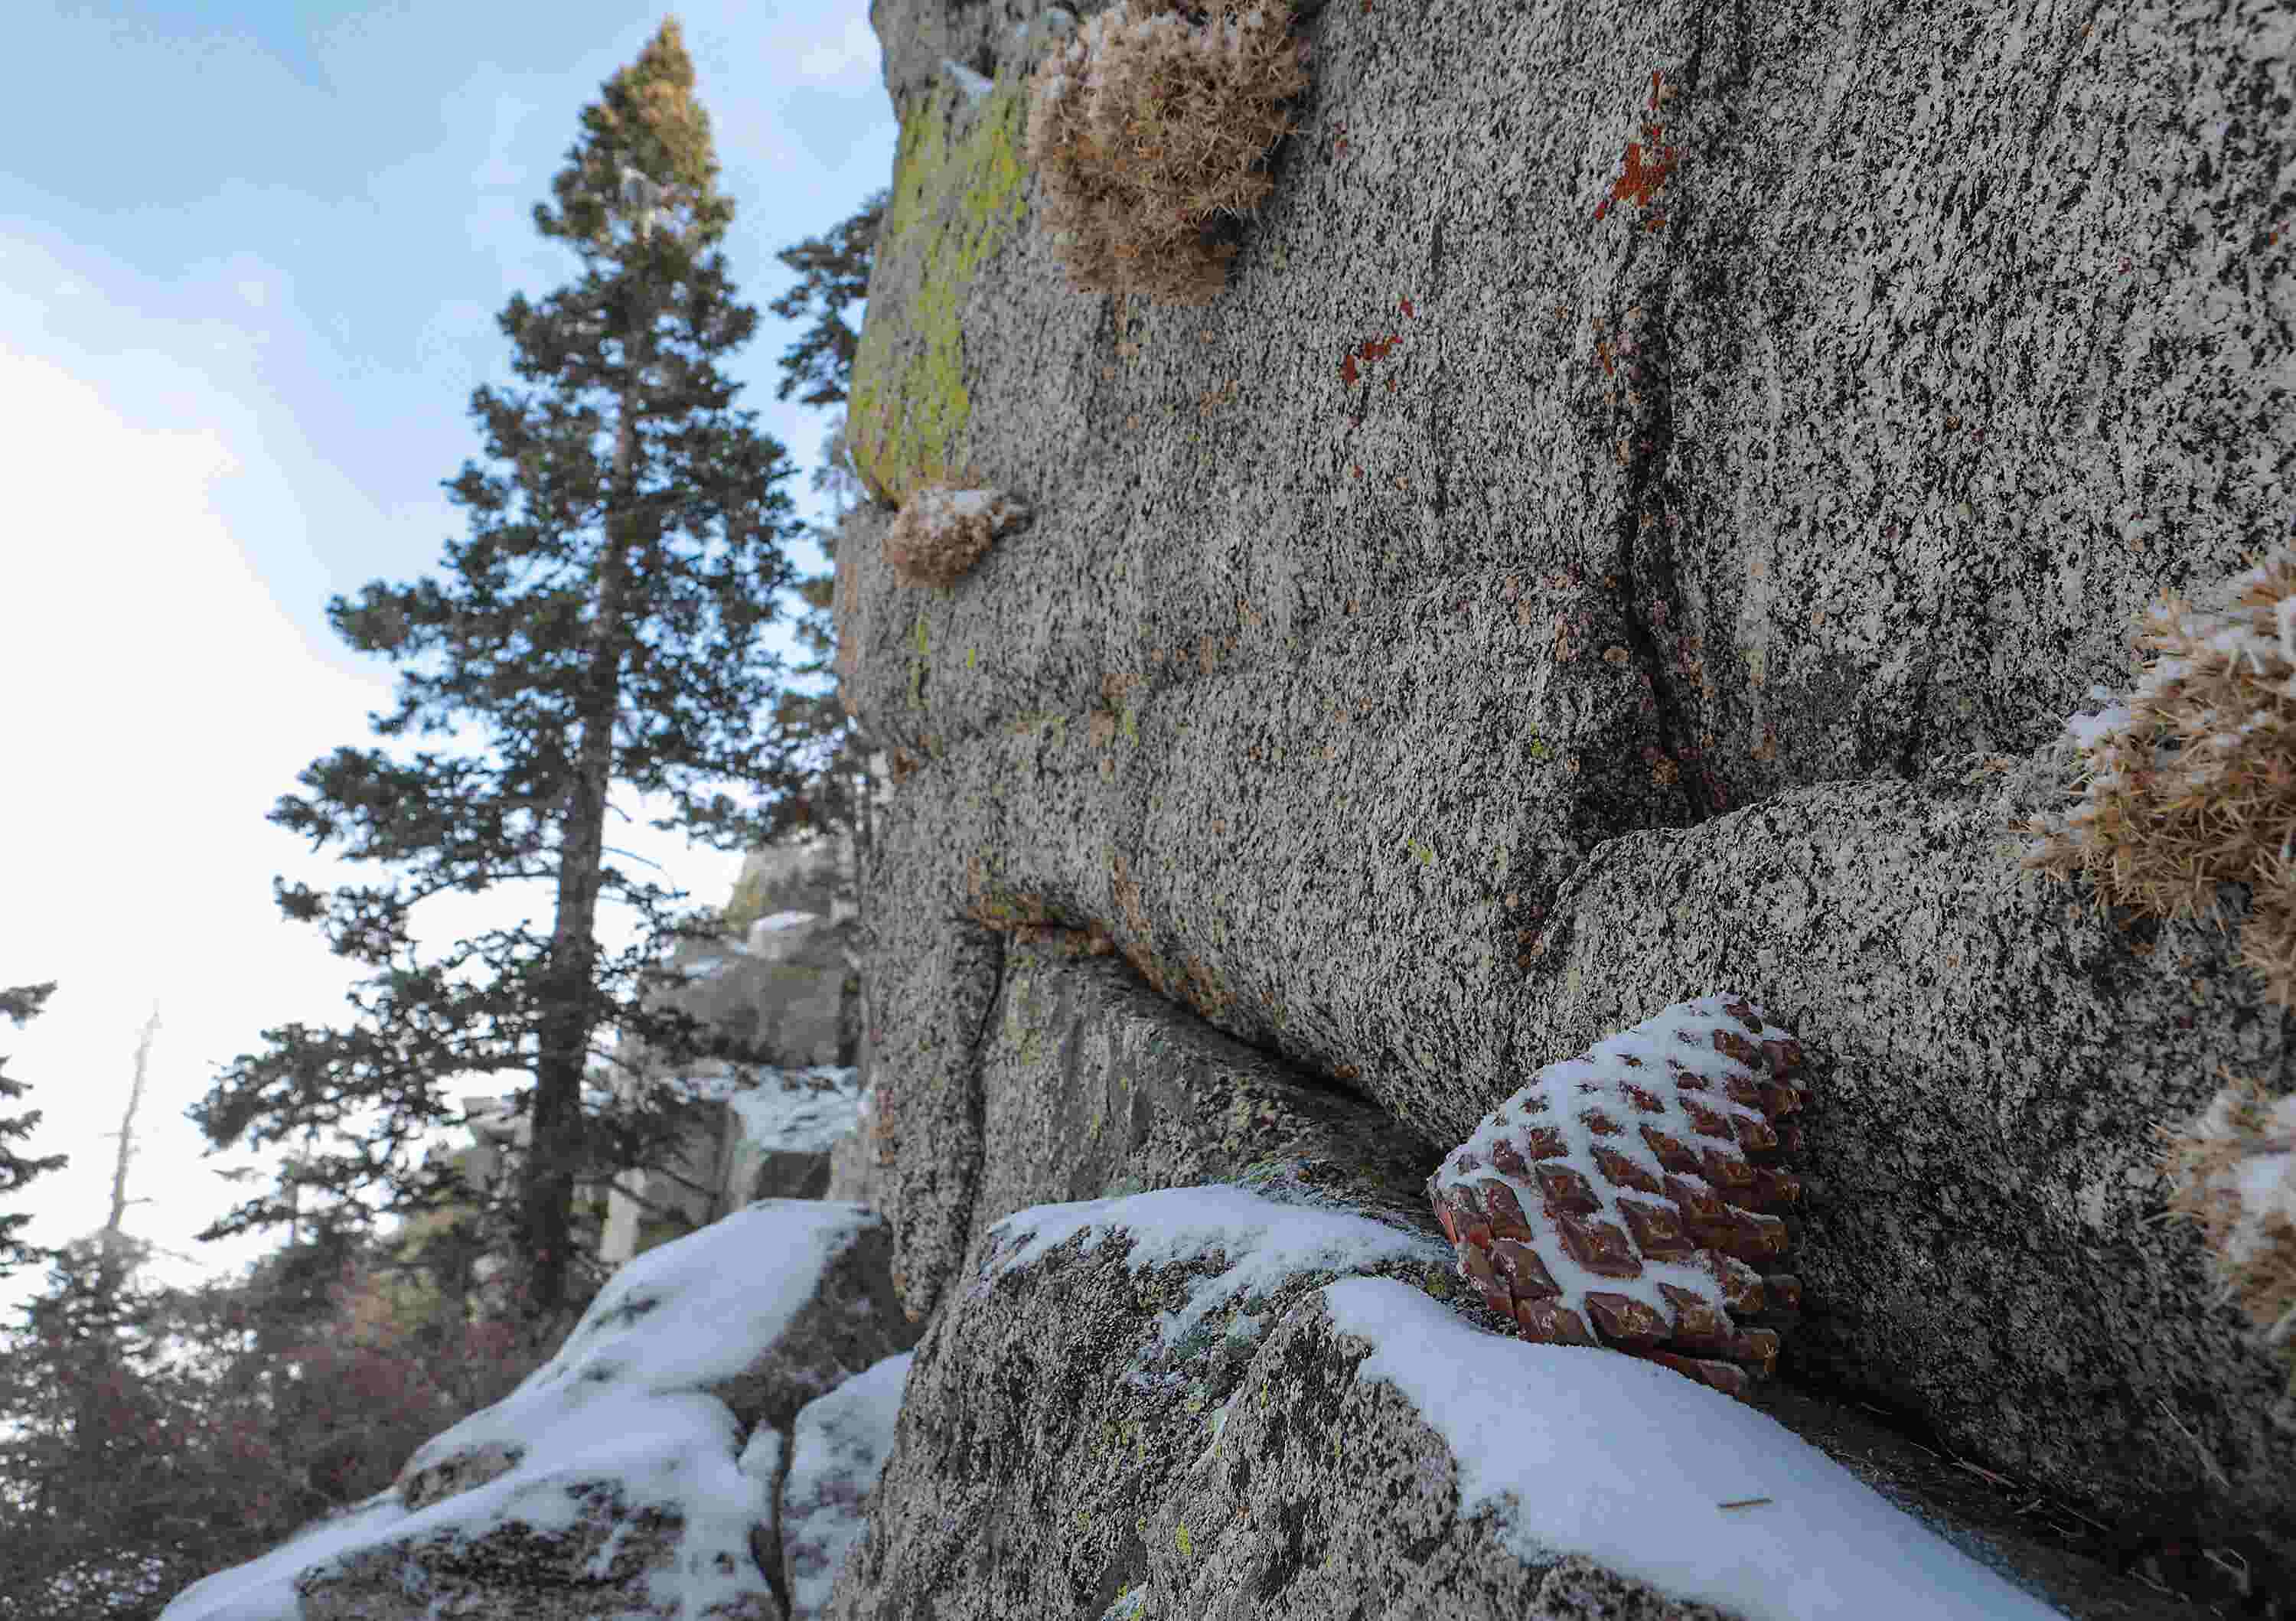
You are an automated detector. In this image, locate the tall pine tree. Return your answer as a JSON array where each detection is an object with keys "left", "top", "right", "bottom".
[{"left": 194, "top": 18, "right": 824, "bottom": 1335}]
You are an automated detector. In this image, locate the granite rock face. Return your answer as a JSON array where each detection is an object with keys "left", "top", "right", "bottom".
[
  {"left": 833, "top": 0, "right": 2296, "bottom": 1597},
  {"left": 150, "top": 0, "right": 2296, "bottom": 1616}
]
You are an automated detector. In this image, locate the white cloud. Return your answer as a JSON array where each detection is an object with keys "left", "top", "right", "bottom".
[
  {"left": 0, "top": 342, "right": 398, "bottom": 1310},
  {"left": 792, "top": 16, "right": 880, "bottom": 86}
]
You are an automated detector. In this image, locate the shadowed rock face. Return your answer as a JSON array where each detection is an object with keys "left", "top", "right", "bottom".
[{"left": 837, "top": 0, "right": 2296, "bottom": 1597}]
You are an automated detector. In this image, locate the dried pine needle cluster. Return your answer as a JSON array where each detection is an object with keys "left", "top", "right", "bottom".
[
  {"left": 1023, "top": 0, "right": 1309, "bottom": 304},
  {"left": 2154, "top": 1073, "right": 2296, "bottom": 1395},
  {"left": 2021, "top": 544, "right": 2296, "bottom": 1396},
  {"left": 2020, "top": 545, "right": 2296, "bottom": 1009},
  {"left": 883, "top": 486, "right": 1032, "bottom": 589}
]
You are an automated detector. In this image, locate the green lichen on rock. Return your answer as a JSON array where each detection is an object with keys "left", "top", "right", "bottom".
[{"left": 848, "top": 77, "right": 1033, "bottom": 504}]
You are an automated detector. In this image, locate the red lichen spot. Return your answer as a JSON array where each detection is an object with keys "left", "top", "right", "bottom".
[
  {"left": 1594, "top": 69, "right": 1684, "bottom": 226},
  {"left": 1342, "top": 331, "right": 1404, "bottom": 386}
]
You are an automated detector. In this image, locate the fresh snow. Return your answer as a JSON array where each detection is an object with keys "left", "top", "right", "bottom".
[
  {"left": 157, "top": 1201, "right": 908, "bottom": 1621},
  {"left": 158, "top": 1176, "right": 2079, "bottom": 1621},
  {"left": 750, "top": 908, "right": 818, "bottom": 934},
  {"left": 781, "top": 1352, "right": 915, "bottom": 1617},
  {"left": 675, "top": 1062, "right": 865, "bottom": 1156},
  {"left": 1326, "top": 1280, "right": 2065, "bottom": 1620},
  {"left": 983, "top": 1183, "right": 2071, "bottom": 1620}
]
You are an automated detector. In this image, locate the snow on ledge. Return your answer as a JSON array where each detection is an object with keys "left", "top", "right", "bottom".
[
  {"left": 1323, "top": 1275, "right": 2068, "bottom": 1620},
  {"left": 982, "top": 1182, "right": 2066, "bottom": 1620}
]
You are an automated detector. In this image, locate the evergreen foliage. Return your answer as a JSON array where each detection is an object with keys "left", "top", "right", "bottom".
[
  {"left": 745, "top": 185, "right": 902, "bottom": 895},
  {"left": 767, "top": 186, "right": 885, "bottom": 409},
  {"left": 0, "top": 981, "right": 68, "bottom": 1280},
  {"left": 0, "top": 1229, "right": 545, "bottom": 1620},
  {"left": 190, "top": 18, "right": 830, "bottom": 1335}
]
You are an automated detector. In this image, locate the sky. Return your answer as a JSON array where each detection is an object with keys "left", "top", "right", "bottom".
[{"left": 0, "top": 0, "right": 899, "bottom": 1319}]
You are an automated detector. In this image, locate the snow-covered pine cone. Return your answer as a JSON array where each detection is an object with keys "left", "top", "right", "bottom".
[{"left": 1428, "top": 993, "right": 1809, "bottom": 1401}]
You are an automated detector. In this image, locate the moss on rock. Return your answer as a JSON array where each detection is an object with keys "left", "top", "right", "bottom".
[{"left": 848, "top": 77, "right": 1032, "bottom": 505}]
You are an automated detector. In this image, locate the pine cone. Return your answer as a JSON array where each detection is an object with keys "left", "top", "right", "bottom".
[{"left": 1428, "top": 993, "right": 1810, "bottom": 1401}]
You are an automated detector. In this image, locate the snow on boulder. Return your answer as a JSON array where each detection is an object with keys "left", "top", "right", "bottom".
[
  {"left": 745, "top": 910, "right": 827, "bottom": 958},
  {"left": 780, "top": 1352, "right": 915, "bottom": 1620},
  {"left": 821, "top": 1179, "right": 2085, "bottom": 1620},
  {"left": 157, "top": 1201, "right": 921, "bottom": 1621}
]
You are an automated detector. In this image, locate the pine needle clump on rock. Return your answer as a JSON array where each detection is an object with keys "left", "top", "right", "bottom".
[
  {"left": 1022, "top": 0, "right": 1309, "bottom": 305},
  {"left": 2155, "top": 1075, "right": 2296, "bottom": 1411},
  {"left": 2020, "top": 543, "right": 2296, "bottom": 1009},
  {"left": 883, "top": 485, "right": 1032, "bottom": 588}
]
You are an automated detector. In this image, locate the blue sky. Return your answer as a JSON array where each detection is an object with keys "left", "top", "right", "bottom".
[{"left": 0, "top": 1, "right": 897, "bottom": 1313}]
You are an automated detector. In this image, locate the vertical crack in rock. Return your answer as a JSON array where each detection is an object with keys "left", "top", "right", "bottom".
[
  {"left": 1429, "top": 208, "right": 1449, "bottom": 525},
  {"left": 892, "top": 912, "right": 1006, "bottom": 1323},
  {"left": 1608, "top": 279, "right": 1716, "bottom": 823},
  {"left": 760, "top": 1426, "right": 794, "bottom": 1618}
]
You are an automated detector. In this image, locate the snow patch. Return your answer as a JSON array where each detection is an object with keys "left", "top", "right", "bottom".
[{"left": 1322, "top": 1279, "right": 2069, "bottom": 1620}]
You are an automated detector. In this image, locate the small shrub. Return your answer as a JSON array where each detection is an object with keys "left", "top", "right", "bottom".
[
  {"left": 1024, "top": 0, "right": 1309, "bottom": 304},
  {"left": 2020, "top": 544, "right": 2296, "bottom": 1008},
  {"left": 884, "top": 485, "right": 1032, "bottom": 588}
]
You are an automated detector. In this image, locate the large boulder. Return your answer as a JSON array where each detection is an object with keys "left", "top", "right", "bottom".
[
  {"left": 821, "top": 1162, "right": 2191, "bottom": 1620},
  {"left": 830, "top": 0, "right": 2296, "bottom": 1596}
]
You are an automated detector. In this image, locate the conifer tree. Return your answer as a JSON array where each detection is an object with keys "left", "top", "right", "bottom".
[
  {"left": 193, "top": 18, "right": 825, "bottom": 1336},
  {"left": 0, "top": 981, "right": 68, "bottom": 1281}
]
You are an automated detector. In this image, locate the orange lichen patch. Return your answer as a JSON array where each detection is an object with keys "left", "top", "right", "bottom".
[
  {"left": 1110, "top": 850, "right": 1156, "bottom": 944},
  {"left": 1430, "top": 994, "right": 1808, "bottom": 1401},
  {"left": 1594, "top": 67, "right": 1683, "bottom": 227},
  {"left": 1009, "top": 920, "right": 1120, "bottom": 959},
  {"left": 961, "top": 856, "right": 1065, "bottom": 934},
  {"left": 1179, "top": 952, "right": 1236, "bottom": 1018}
]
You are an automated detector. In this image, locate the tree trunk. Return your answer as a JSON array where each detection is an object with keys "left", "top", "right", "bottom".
[
  {"left": 525, "top": 280, "right": 651, "bottom": 1329},
  {"left": 98, "top": 1003, "right": 158, "bottom": 1300}
]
